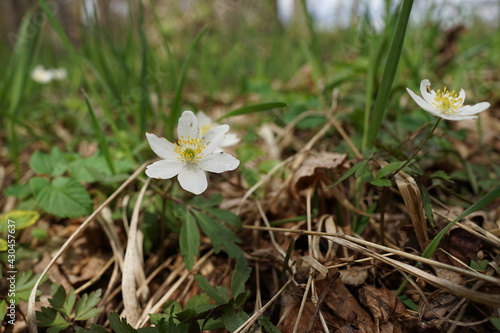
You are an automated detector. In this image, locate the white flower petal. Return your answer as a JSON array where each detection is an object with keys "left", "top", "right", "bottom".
[
  {"left": 419, "top": 79, "right": 436, "bottom": 106},
  {"left": 177, "top": 111, "right": 200, "bottom": 139},
  {"left": 146, "top": 133, "right": 178, "bottom": 159},
  {"left": 202, "top": 124, "right": 229, "bottom": 154},
  {"left": 196, "top": 111, "right": 212, "bottom": 127},
  {"left": 220, "top": 132, "right": 240, "bottom": 148},
  {"left": 457, "top": 102, "right": 490, "bottom": 116},
  {"left": 406, "top": 88, "right": 436, "bottom": 114},
  {"left": 198, "top": 152, "right": 240, "bottom": 173},
  {"left": 145, "top": 160, "right": 184, "bottom": 179},
  {"left": 456, "top": 88, "right": 466, "bottom": 108},
  {"left": 178, "top": 166, "right": 208, "bottom": 194}
]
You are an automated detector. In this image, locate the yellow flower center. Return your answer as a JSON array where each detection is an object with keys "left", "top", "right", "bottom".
[
  {"left": 432, "top": 87, "right": 463, "bottom": 114},
  {"left": 174, "top": 137, "right": 205, "bottom": 163}
]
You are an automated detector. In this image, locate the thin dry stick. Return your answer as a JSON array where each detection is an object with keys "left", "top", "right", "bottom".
[
  {"left": 123, "top": 178, "right": 150, "bottom": 327},
  {"left": 136, "top": 249, "right": 215, "bottom": 327},
  {"left": 234, "top": 280, "right": 292, "bottom": 333},
  {"left": 292, "top": 269, "right": 314, "bottom": 333},
  {"left": 256, "top": 200, "right": 287, "bottom": 258},
  {"left": 243, "top": 225, "right": 500, "bottom": 285},
  {"left": 75, "top": 257, "right": 115, "bottom": 294},
  {"left": 306, "top": 272, "right": 339, "bottom": 333},
  {"left": 27, "top": 162, "right": 150, "bottom": 333}
]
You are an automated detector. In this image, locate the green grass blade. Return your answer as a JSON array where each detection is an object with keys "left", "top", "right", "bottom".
[
  {"left": 84, "top": 95, "right": 116, "bottom": 175},
  {"left": 216, "top": 102, "right": 288, "bottom": 122},
  {"left": 366, "top": 0, "right": 414, "bottom": 148},
  {"left": 299, "top": 0, "right": 325, "bottom": 81},
  {"left": 167, "top": 27, "right": 208, "bottom": 140},
  {"left": 422, "top": 186, "right": 500, "bottom": 259}
]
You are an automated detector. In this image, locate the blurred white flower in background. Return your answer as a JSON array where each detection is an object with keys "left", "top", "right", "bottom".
[{"left": 31, "top": 65, "right": 67, "bottom": 84}]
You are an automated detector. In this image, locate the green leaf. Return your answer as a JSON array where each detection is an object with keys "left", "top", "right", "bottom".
[
  {"left": 29, "top": 147, "right": 68, "bottom": 176},
  {"left": 260, "top": 316, "right": 281, "bottom": 333},
  {"left": 205, "top": 208, "right": 242, "bottom": 229},
  {"left": 192, "top": 211, "right": 240, "bottom": 253},
  {"left": 0, "top": 210, "right": 40, "bottom": 233},
  {"left": 331, "top": 160, "right": 368, "bottom": 187},
  {"left": 0, "top": 239, "right": 6, "bottom": 251},
  {"left": 230, "top": 258, "right": 251, "bottom": 298},
  {"left": 421, "top": 185, "right": 435, "bottom": 228},
  {"left": 422, "top": 186, "right": 500, "bottom": 259},
  {"left": 430, "top": 170, "right": 453, "bottom": 182},
  {"left": 36, "top": 307, "right": 70, "bottom": 331},
  {"left": 4, "top": 184, "right": 32, "bottom": 199},
  {"left": 180, "top": 210, "right": 200, "bottom": 271},
  {"left": 365, "top": 0, "right": 414, "bottom": 147},
  {"left": 374, "top": 161, "right": 409, "bottom": 179},
  {"left": 75, "top": 324, "right": 109, "bottom": 333},
  {"left": 75, "top": 289, "right": 102, "bottom": 321},
  {"left": 194, "top": 275, "right": 228, "bottom": 304},
  {"left": 15, "top": 270, "right": 48, "bottom": 303},
  {"left": 0, "top": 299, "right": 6, "bottom": 323},
  {"left": 108, "top": 312, "right": 139, "bottom": 333},
  {"left": 216, "top": 102, "right": 288, "bottom": 121},
  {"left": 188, "top": 194, "right": 222, "bottom": 209},
  {"left": 369, "top": 179, "right": 392, "bottom": 187},
  {"left": 30, "top": 177, "right": 93, "bottom": 218},
  {"left": 48, "top": 285, "right": 76, "bottom": 318},
  {"left": 490, "top": 317, "right": 500, "bottom": 330},
  {"left": 222, "top": 308, "right": 249, "bottom": 332}
]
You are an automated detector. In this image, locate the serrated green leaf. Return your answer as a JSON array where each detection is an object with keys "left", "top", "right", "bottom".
[
  {"left": 75, "top": 289, "right": 102, "bottom": 321},
  {"left": 180, "top": 210, "right": 200, "bottom": 271},
  {"left": 259, "top": 316, "right": 281, "bottom": 333},
  {"left": 108, "top": 312, "right": 139, "bottom": 333},
  {"left": 230, "top": 258, "right": 251, "bottom": 298},
  {"left": 188, "top": 194, "right": 222, "bottom": 209},
  {"left": 48, "top": 285, "right": 76, "bottom": 318},
  {"left": 192, "top": 211, "right": 240, "bottom": 253},
  {"left": 15, "top": 270, "right": 48, "bottom": 303},
  {"left": 36, "top": 307, "right": 70, "bottom": 331},
  {"left": 369, "top": 178, "right": 392, "bottom": 187},
  {"left": 29, "top": 147, "right": 70, "bottom": 176},
  {"left": 216, "top": 102, "right": 287, "bottom": 121},
  {"left": 194, "top": 275, "right": 228, "bottom": 304},
  {"left": 0, "top": 210, "right": 40, "bottom": 233},
  {"left": 4, "top": 184, "right": 32, "bottom": 199},
  {"left": 205, "top": 208, "right": 241, "bottom": 229},
  {"left": 30, "top": 177, "right": 93, "bottom": 218},
  {"left": 221, "top": 308, "right": 249, "bottom": 332}
]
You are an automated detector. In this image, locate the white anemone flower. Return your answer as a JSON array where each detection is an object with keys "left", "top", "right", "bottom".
[
  {"left": 197, "top": 111, "right": 240, "bottom": 148},
  {"left": 145, "top": 111, "right": 240, "bottom": 195},
  {"left": 406, "top": 79, "right": 490, "bottom": 121},
  {"left": 31, "top": 65, "right": 54, "bottom": 84},
  {"left": 51, "top": 68, "right": 67, "bottom": 81}
]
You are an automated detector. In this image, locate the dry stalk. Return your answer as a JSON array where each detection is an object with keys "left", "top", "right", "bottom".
[{"left": 122, "top": 178, "right": 150, "bottom": 327}]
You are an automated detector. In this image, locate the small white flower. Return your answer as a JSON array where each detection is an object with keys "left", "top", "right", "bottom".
[
  {"left": 197, "top": 111, "right": 240, "bottom": 148},
  {"left": 406, "top": 79, "right": 490, "bottom": 121},
  {"left": 31, "top": 65, "right": 54, "bottom": 84},
  {"left": 145, "top": 111, "right": 240, "bottom": 195},
  {"left": 51, "top": 68, "right": 67, "bottom": 81}
]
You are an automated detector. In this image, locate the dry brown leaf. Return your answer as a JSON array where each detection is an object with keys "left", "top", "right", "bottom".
[
  {"left": 340, "top": 268, "right": 369, "bottom": 287},
  {"left": 394, "top": 171, "right": 429, "bottom": 251},
  {"left": 290, "top": 151, "right": 346, "bottom": 197},
  {"left": 359, "top": 285, "right": 408, "bottom": 333}
]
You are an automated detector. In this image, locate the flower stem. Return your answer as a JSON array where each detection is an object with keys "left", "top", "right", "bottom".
[{"left": 389, "top": 117, "right": 442, "bottom": 178}]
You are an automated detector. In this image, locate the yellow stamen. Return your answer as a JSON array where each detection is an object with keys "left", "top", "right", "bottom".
[
  {"left": 174, "top": 136, "right": 205, "bottom": 163},
  {"left": 431, "top": 86, "right": 463, "bottom": 114}
]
